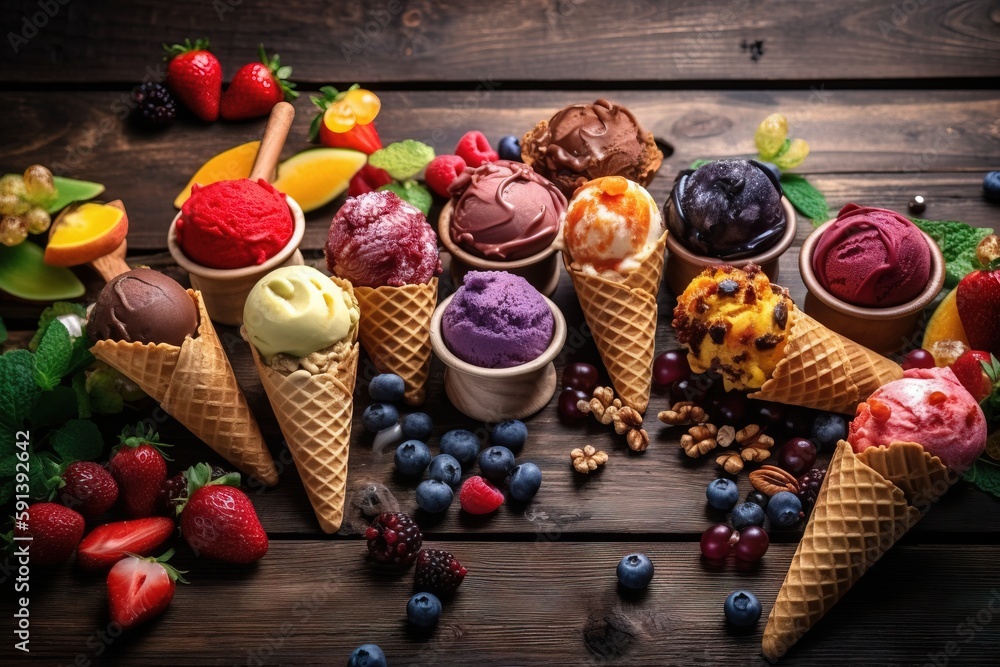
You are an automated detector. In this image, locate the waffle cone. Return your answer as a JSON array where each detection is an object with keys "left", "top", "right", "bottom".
[
  {"left": 762, "top": 440, "right": 935, "bottom": 660},
  {"left": 856, "top": 441, "right": 954, "bottom": 508},
  {"left": 750, "top": 310, "right": 903, "bottom": 414},
  {"left": 563, "top": 232, "right": 666, "bottom": 413},
  {"left": 354, "top": 278, "right": 437, "bottom": 406},
  {"left": 91, "top": 290, "right": 278, "bottom": 486}
]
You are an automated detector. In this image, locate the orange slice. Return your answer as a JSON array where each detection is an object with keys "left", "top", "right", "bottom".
[{"left": 45, "top": 200, "right": 128, "bottom": 267}]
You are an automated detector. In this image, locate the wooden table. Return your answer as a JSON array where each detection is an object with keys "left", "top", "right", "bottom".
[{"left": 2, "top": 1, "right": 1000, "bottom": 665}]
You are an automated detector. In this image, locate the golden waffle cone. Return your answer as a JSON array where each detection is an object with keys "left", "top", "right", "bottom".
[
  {"left": 563, "top": 232, "right": 666, "bottom": 413},
  {"left": 750, "top": 310, "right": 903, "bottom": 414},
  {"left": 248, "top": 340, "right": 360, "bottom": 534},
  {"left": 354, "top": 278, "right": 437, "bottom": 406},
  {"left": 762, "top": 441, "right": 922, "bottom": 660},
  {"left": 91, "top": 290, "right": 278, "bottom": 486},
  {"left": 856, "top": 441, "right": 953, "bottom": 509}
]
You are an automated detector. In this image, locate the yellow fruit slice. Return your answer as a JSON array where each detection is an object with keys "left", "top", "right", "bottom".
[
  {"left": 45, "top": 200, "right": 128, "bottom": 267},
  {"left": 174, "top": 141, "right": 261, "bottom": 209},
  {"left": 921, "top": 288, "right": 970, "bottom": 351},
  {"left": 272, "top": 148, "right": 368, "bottom": 213}
]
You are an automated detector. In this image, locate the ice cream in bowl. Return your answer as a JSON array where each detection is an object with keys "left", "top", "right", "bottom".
[
  {"left": 799, "top": 203, "right": 945, "bottom": 354},
  {"left": 429, "top": 270, "right": 567, "bottom": 421},
  {"left": 439, "top": 159, "right": 567, "bottom": 296},
  {"left": 663, "top": 159, "right": 797, "bottom": 296}
]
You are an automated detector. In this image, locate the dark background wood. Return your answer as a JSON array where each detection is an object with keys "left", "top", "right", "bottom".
[{"left": 2, "top": 1, "right": 1000, "bottom": 665}]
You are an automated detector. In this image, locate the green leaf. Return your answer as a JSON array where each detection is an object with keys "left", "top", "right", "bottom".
[
  {"left": 27, "top": 452, "right": 59, "bottom": 499},
  {"left": 28, "top": 386, "right": 78, "bottom": 429},
  {"left": 911, "top": 218, "right": 994, "bottom": 289},
  {"left": 0, "top": 242, "right": 85, "bottom": 301},
  {"left": 33, "top": 320, "right": 73, "bottom": 391},
  {"left": 0, "top": 350, "right": 40, "bottom": 430},
  {"left": 50, "top": 419, "right": 104, "bottom": 464},
  {"left": 30, "top": 302, "right": 87, "bottom": 351},
  {"left": 379, "top": 181, "right": 433, "bottom": 217},
  {"left": 780, "top": 174, "right": 829, "bottom": 225},
  {"left": 0, "top": 316, "right": 6, "bottom": 345},
  {"left": 72, "top": 372, "right": 93, "bottom": 419},
  {"left": 689, "top": 159, "right": 714, "bottom": 170},
  {"left": 368, "top": 140, "right": 436, "bottom": 181},
  {"left": 46, "top": 176, "right": 105, "bottom": 214},
  {"left": 963, "top": 458, "right": 1000, "bottom": 499}
]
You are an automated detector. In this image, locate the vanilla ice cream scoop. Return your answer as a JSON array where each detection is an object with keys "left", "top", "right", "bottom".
[{"left": 243, "top": 265, "right": 359, "bottom": 359}]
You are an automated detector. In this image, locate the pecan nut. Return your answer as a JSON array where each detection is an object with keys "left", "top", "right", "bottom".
[
  {"left": 613, "top": 406, "right": 643, "bottom": 435},
  {"left": 717, "top": 451, "right": 744, "bottom": 475},
  {"left": 748, "top": 465, "right": 799, "bottom": 496},
  {"left": 626, "top": 428, "right": 650, "bottom": 452},
  {"left": 571, "top": 445, "right": 609, "bottom": 474},
  {"left": 657, "top": 401, "right": 708, "bottom": 426},
  {"left": 679, "top": 423, "right": 718, "bottom": 457}
]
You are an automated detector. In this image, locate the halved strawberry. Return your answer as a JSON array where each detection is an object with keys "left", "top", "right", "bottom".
[
  {"left": 77, "top": 517, "right": 175, "bottom": 572},
  {"left": 107, "top": 550, "right": 187, "bottom": 630},
  {"left": 309, "top": 85, "right": 383, "bottom": 154}
]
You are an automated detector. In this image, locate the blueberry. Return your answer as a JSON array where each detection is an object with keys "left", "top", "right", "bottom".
[
  {"left": 440, "top": 429, "right": 481, "bottom": 467},
  {"left": 724, "top": 590, "right": 762, "bottom": 627},
  {"left": 491, "top": 419, "right": 528, "bottom": 451},
  {"left": 729, "top": 502, "right": 765, "bottom": 530},
  {"left": 706, "top": 478, "right": 739, "bottom": 511},
  {"left": 745, "top": 490, "right": 769, "bottom": 510},
  {"left": 766, "top": 491, "right": 803, "bottom": 528},
  {"left": 984, "top": 171, "right": 1000, "bottom": 204},
  {"left": 347, "top": 643, "right": 387, "bottom": 667},
  {"left": 616, "top": 553, "right": 654, "bottom": 590},
  {"left": 506, "top": 462, "right": 542, "bottom": 502},
  {"left": 478, "top": 446, "right": 515, "bottom": 483},
  {"left": 407, "top": 592, "right": 442, "bottom": 627},
  {"left": 362, "top": 403, "right": 398, "bottom": 433},
  {"left": 394, "top": 440, "right": 431, "bottom": 476},
  {"left": 497, "top": 135, "right": 522, "bottom": 162},
  {"left": 416, "top": 479, "right": 454, "bottom": 513},
  {"left": 428, "top": 454, "right": 462, "bottom": 487},
  {"left": 810, "top": 413, "right": 846, "bottom": 451},
  {"left": 401, "top": 412, "right": 433, "bottom": 441},
  {"left": 368, "top": 374, "right": 405, "bottom": 403}
]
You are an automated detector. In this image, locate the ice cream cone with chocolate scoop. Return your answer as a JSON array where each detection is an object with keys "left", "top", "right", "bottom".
[
  {"left": 242, "top": 266, "right": 361, "bottom": 534},
  {"left": 672, "top": 264, "right": 903, "bottom": 415},
  {"left": 88, "top": 269, "right": 278, "bottom": 486},
  {"left": 559, "top": 176, "right": 667, "bottom": 414},
  {"left": 762, "top": 367, "right": 987, "bottom": 660}
]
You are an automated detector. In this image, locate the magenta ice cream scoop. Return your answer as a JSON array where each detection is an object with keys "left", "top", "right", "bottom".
[{"left": 441, "top": 271, "right": 554, "bottom": 368}]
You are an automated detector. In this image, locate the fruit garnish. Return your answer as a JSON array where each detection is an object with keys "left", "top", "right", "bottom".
[
  {"left": 164, "top": 38, "right": 222, "bottom": 122},
  {"left": 271, "top": 147, "right": 368, "bottom": 213},
  {"left": 0, "top": 241, "right": 85, "bottom": 300},
  {"left": 107, "top": 549, "right": 187, "bottom": 630},
  {"left": 956, "top": 234, "right": 1000, "bottom": 357},
  {"left": 922, "top": 288, "right": 970, "bottom": 350},
  {"left": 913, "top": 218, "right": 994, "bottom": 288},
  {"left": 365, "top": 511, "right": 423, "bottom": 568},
  {"left": 177, "top": 463, "right": 267, "bottom": 563},
  {"left": 754, "top": 113, "right": 809, "bottom": 170},
  {"left": 368, "top": 140, "right": 436, "bottom": 182},
  {"left": 44, "top": 200, "right": 128, "bottom": 267},
  {"left": 110, "top": 423, "right": 170, "bottom": 519},
  {"left": 424, "top": 154, "right": 466, "bottom": 199},
  {"left": 173, "top": 141, "right": 260, "bottom": 208},
  {"left": 77, "top": 517, "right": 175, "bottom": 572},
  {"left": 454, "top": 131, "right": 498, "bottom": 168},
  {"left": 319, "top": 84, "right": 381, "bottom": 134},
  {"left": 219, "top": 44, "right": 298, "bottom": 121}
]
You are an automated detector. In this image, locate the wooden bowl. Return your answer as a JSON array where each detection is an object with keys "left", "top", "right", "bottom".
[
  {"left": 429, "top": 292, "right": 567, "bottom": 422},
  {"left": 438, "top": 201, "right": 562, "bottom": 296},
  {"left": 167, "top": 196, "right": 306, "bottom": 326},
  {"left": 664, "top": 196, "right": 797, "bottom": 296},
  {"left": 799, "top": 219, "right": 945, "bottom": 355}
]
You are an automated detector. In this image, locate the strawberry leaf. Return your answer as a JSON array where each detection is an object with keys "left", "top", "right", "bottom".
[
  {"left": 780, "top": 174, "right": 829, "bottom": 225},
  {"left": 51, "top": 419, "right": 103, "bottom": 464}
]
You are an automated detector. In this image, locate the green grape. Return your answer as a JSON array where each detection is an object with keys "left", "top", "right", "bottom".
[
  {"left": 0, "top": 215, "right": 28, "bottom": 246},
  {"left": 0, "top": 193, "right": 18, "bottom": 215},
  {"left": 23, "top": 164, "right": 56, "bottom": 204},
  {"left": 24, "top": 206, "right": 51, "bottom": 234},
  {"left": 0, "top": 174, "right": 27, "bottom": 198}
]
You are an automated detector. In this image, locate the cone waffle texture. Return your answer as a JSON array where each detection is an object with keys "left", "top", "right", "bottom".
[
  {"left": 761, "top": 441, "right": 924, "bottom": 660},
  {"left": 248, "top": 338, "right": 359, "bottom": 534},
  {"left": 563, "top": 232, "right": 666, "bottom": 413},
  {"left": 354, "top": 278, "right": 437, "bottom": 406},
  {"left": 750, "top": 310, "right": 903, "bottom": 414},
  {"left": 91, "top": 290, "right": 278, "bottom": 486},
  {"left": 856, "top": 441, "right": 953, "bottom": 509}
]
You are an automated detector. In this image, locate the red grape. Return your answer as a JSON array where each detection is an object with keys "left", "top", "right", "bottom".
[
  {"left": 778, "top": 437, "right": 818, "bottom": 476},
  {"left": 557, "top": 388, "right": 589, "bottom": 422},
  {"left": 700, "top": 523, "right": 737, "bottom": 560},
  {"left": 653, "top": 350, "right": 692, "bottom": 387},
  {"left": 669, "top": 378, "right": 710, "bottom": 405},
  {"left": 562, "top": 362, "right": 599, "bottom": 393},
  {"left": 902, "top": 348, "right": 936, "bottom": 371},
  {"left": 749, "top": 400, "right": 785, "bottom": 426},
  {"left": 733, "top": 526, "right": 769, "bottom": 562},
  {"left": 716, "top": 391, "right": 748, "bottom": 424}
]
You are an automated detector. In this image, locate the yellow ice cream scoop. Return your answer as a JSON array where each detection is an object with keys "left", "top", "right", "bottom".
[
  {"left": 243, "top": 265, "right": 359, "bottom": 360},
  {"left": 672, "top": 263, "right": 792, "bottom": 390}
]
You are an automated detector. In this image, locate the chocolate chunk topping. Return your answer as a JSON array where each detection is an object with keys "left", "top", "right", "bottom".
[
  {"left": 755, "top": 334, "right": 784, "bottom": 350},
  {"left": 773, "top": 301, "right": 788, "bottom": 329},
  {"left": 709, "top": 322, "right": 731, "bottom": 345}
]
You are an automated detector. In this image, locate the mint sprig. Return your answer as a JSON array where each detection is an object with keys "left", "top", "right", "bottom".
[
  {"left": 379, "top": 181, "right": 432, "bottom": 216},
  {"left": 33, "top": 319, "right": 72, "bottom": 391},
  {"left": 780, "top": 174, "right": 829, "bottom": 225},
  {"left": 911, "top": 218, "right": 993, "bottom": 289},
  {"left": 0, "top": 350, "right": 40, "bottom": 430},
  {"left": 369, "top": 140, "right": 435, "bottom": 181},
  {"left": 963, "top": 458, "right": 1000, "bottom": 499}
]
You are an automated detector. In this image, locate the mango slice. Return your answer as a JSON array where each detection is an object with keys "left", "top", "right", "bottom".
[
  {"left": 272, "top": 148, "right": 367, "bottom": 213},
  {"left": 45, "top": 200, "right": 128, "bottom": 267},
  {"left": 174, "top": 141, "right": 261, "bottom": 208}
]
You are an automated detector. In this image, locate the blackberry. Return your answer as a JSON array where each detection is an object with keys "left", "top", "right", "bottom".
[
  {"left": 133, "top": 82, "right": 176, "bottom": 126},
  {"left": 414, "top": 548, "right": 467, "bottom": 595},
  {"left": 365, "top": 512, "right": 423, "bottom": 568},
  {"left": 796, "top": 468, "right": 827, "bottom": 511}
]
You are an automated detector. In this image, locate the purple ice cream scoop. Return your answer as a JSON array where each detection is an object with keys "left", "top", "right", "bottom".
[{"left": 442, "top": 271, "right": 554, "bottom": 369}]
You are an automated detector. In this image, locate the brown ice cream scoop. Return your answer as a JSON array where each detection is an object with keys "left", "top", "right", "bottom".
[{"left": 88, "top": 268, "right": 199, "bottom": 346}]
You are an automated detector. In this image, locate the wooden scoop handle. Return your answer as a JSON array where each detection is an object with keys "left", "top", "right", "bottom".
[{"left": 249, "top": 101, "right": 295, "bottom": 183}]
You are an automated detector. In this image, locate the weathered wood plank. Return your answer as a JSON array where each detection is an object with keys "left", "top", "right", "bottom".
[{"left": 1, "top": 0, "right": 998, "bottom": 83}]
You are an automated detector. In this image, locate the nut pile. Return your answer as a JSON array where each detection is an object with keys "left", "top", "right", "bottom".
[
  {"left": 578, "top": 386, "right": 650, "bottom": 452},
  {"left": 661, "top": 402, "right": 774, "bottom": 474}
]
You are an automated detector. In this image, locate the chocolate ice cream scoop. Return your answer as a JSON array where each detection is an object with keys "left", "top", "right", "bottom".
[
  {"left": 88, "top": 268, "right": 199, "bottom": 346},
  {"left": 665, "top": 159, "right": 785, "bottom": 259},
  {"left": 521, "top": 99, "right": 663, "bottom": 197}
]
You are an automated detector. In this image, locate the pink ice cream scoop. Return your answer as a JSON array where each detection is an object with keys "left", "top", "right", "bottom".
[
  {"left": 325, "top": 191, "right": 442, "bottom": 288},
  {"left": 812, "top": 204, "right": 932, "bottom": 307},
  {"left": 849, "top": 366, "right": 987, "bottom": 472}
]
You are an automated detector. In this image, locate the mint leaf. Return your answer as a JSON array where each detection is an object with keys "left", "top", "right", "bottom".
[
  {"left": 30, "top": 302, "right": 87, "bottom": 351},
  {"left": 28, "top": 452, "right": 59, "bottom": 499},
  {"left": 0, "top": 316, "right": 6, "bottom": 345},
  {"left": 689, "top": 159, "right": 713, "bottom": 170},
  {"left": 50, "top": 419, "right": 104, "bottom": 463},
  {"left": 963, "top": 458, "right": 1000, "bottom": 499},
  {"left": 33, "top": 319, "right": 72, "bottom": 391},
  {"left": 911, "top": 218, "right": 993, "bottom": 289},
  {"left": 28, "top": 386, "right": 78, "bottom": 429},
  {"left": 72, "top": 372, "right": 93, "bottom": 419},
  {"left": 369, "top": 140, "right": 436, "bottom": 181},
  {"left": 379, "top": 181, "right": 432, "bottom": 217},
  {"left": 780, "top": 174, "right": 829, "bottom": 225},
  {"left": 0, "top": 350, "right": 40, "bottom": 429}
]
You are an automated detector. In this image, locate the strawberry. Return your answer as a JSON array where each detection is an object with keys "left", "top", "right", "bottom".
[
  {"left": 951, "top": 350, "right": 993, "bottom": 402},
  {"left": 425, "top": 154, "right": 467, "bottom": 198},
  {"left": 310, "top": 86, "right": 383, "bottom": 154},
  {"left": 220, "top": 44, "right": 297, "bottom": 121},
  {"left": 107, "top": 549, "right": 187, "bottom": 630},
  {"left": 177, "top": 463, "right": 268, "bottom": 563},
  {"left": 454, "top": 131, "right": 498, "bottom": 168},
  {"left": 163, "top": 38, "right": 222, "bottom": 122},
  {"left": 56, "top": 461, "right": 119, "bottom": 519},
  {"left": 77, "top": 517, "right": 175, "bottom": 572},
  {"left": 957, "top": 235, "right": 1000, "bottom": 358},
  {"left": 459, "top": 476, "right": 504, "bottom": 515},
  {"left": 348, "top": 164, "right": 393, "bottom": 197},
  {"left": 14, "top": 503, "right": 85, "bottom": 566},
  {"left": 108, "top": 424, "right": 170, "bottom": 519}
]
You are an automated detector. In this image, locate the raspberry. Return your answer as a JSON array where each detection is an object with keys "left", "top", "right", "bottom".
[
  {"left": 796, "top": 468, "right": 827, "bottom": 512},
  {"left": 348, "top": 164, "right": 393, "bottom": 198},
  {"left": 424, "top": 154, "right": 466, "bottom": 198},
  {"left": 414, "top": 548, "right": 468, "bottom": 596},
  {"left": 365, "top": 512, "right": 423, "bottom": 567},
  {"left": 459, "top": 476, "right": 504, "bottom": 515},
  {"left": 454, "top": 131, "right": 498, "bottom": 168}
]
